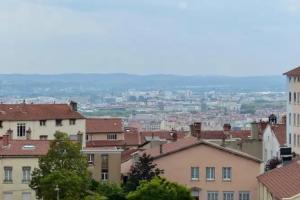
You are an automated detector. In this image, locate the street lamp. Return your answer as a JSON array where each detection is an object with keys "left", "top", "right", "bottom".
[{"left": 54, "top": 184, "right": 60, "bottom": 200}]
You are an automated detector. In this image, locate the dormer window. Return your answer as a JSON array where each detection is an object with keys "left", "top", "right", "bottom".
[
  {"left": 56, "top": 119, "right": 63, "bottom": 126},
  {"left": 40, "top": 120, "right": 46, "bottom": 126},
  {"left": 69, "top": 119, "right": 76, "bottom": 125}
]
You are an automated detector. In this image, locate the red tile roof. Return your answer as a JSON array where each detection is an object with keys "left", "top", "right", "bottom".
[
  {"left": 121, "top": 148, "right": 140, "bottom": 162},
  {"left": 86, "top": 140, "right": 125, "bottom": 147},
  {"left": 86, "top": 118, "right": 123, "bottom": 133},
  {"left": 140, "top": 131, "right": 188, "bottom": 144},
  {"left": 0, "top": 139, "right": 49, "bottom": 156},
  {"left": 142, "top": 136, "right": 261, "bottom": 162},
  {"left": 200, "top": 130, "right": 251, "bottom": 140},
  {"left": 284, "top": 66, "right": 300, "bottom": 76},
  {"left": 271, "top": 124, "right": 286, "bottom": 146},
  {"left": 257, "top": 161, "right": 300, "bottom": 199},
  {"left": 0, "top": 103, "right": 84, "bottom": 121}
]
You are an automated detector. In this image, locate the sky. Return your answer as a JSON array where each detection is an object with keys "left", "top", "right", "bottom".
[{"left": 0, "top": 0, "right": 299, "bottom": 76}]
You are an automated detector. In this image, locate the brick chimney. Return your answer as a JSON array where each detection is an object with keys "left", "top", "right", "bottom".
[
  {"left": 281, "top": 115, "right": 287, "bottom": 125},
  {"left": 3, "top": 134, "right": 10, "bottom": 146},
  {"left": 6, "top": 129, "right": 13, "bottom": 140},
  {"left": 69, "top": 101, "right": 78, "bottom": 112},
  {"left": 223, "top": 123, "right": 231, "bottom": 140},
  {"left": 170, "top": 129, "right": 178, "bottom": 142},
  {"left": 190, "top": 122, "right": 202, "bottom": 140}
]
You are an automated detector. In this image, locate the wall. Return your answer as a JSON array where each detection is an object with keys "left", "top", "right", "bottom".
[
  {"left": 0, "top": 157, "right": 39, "bottom": 200},
  {"left": 154, "top": 144, "right": 261, "bottom": 200},
  {"left": 262, "top": 125, "right": 280, "bottom": 164},
  {"left": 87, "top": 132, "right": 124, "bottom": 141}
]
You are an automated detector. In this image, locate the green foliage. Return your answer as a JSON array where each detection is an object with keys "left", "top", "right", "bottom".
[
  {"left": 127, "top": 177, "right": 194, "bottom": 200},
  {"left": 95, "top": 182, "right": 126, "bottom": 200},
  {"left": 30, "top": 131, "right": 91, "bottom": 200},
  {"left": 84, "top": 193, "right": 107, "bottom": 200},
  {"left": 123, "top": 153, "right": 163, "bottom": 192}
]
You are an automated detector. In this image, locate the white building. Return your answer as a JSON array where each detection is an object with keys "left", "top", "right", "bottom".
[
  {"left": 262, "top": 123, "right": 286, "bottom": 163},
  {"left": 0, "top": 102, "right": 86, "bottom": 147},
  {"left": 284, "top": 67, "right": 300, "bottom": 154}
]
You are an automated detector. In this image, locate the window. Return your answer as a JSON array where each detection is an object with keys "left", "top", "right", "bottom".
[
  {"left": 69, "top": 119, "right": 76, "bottom": 125},
  {"left": 17, "top": 123, "right": 26, "bottom": 137},
  {"left": 107, "top": 133, "right": 117, "bottom": 140},
  {"left": 208, "top": 191, "right": 218, "bottom": 200},
  {"left": 222, "top": 167, "right": 232, "bottom": 181},
  {"left": 289, "top": 133, "right": 292, "bottom": 145},
  {"left": 4, "top": 166, "right": 12, "bottom": 183},
  {"left": 239, "top": 192, "right": 250, "bottom": 200},
  {"left": 298, "top": 92, "right": 300, "bottom": 104},
  {"left": 206, "top": 167, "right": 215, "bottom": 181},
  {"left": 56, "top": 119, "right": 62, "bottom": 126},
  {"left": 39, "top": 120, "right": 46, "bottom": 126},
  {"left": 223, "top": 192, "right": 234, "bottom": 200},
  {"left": 289, "top": 113, "right": 292, "bottom": 125},
  {"left": 298, "top": 114, "right": 300, "bottom": 127},
  {"left": 298, "top": 135, "right": 300, "bottom": 147},
  {"left": 87, "top": 154, "right": 95, "bottom": 165},
  {"left": 294, "top": 92, "right": 297, "bottom": 103},
  {"left": 294, "top": 113, "right": 296, "bottom": 126},
  {"left": 0, "top": 121, "right": 2, "bottom": 128},
  {"left": 22, "top": 192, "right": 31, "bottom": 200},
  {"left": 191, "top": 167, "right": 199, "bottom": 180},
  {"left": 22, "top": 167, "right": 31, "bottom": 183},
  {"left": 101, "top": 155, "right": 109, "bottom": 181},
  {"left": 294, "top": 134, "right": 297, "bottom": 147},
  {"left": 39, "top": 135, "right": 48, "bottom": 140},
  {"left": 3, "top": 192, "right": 13, "bottom": 200},
  {"left": 289, "top": 92, "right": 292, "bottom": 103}
]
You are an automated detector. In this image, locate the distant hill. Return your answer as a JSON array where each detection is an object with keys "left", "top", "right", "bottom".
[{"left": 0, "top": 74, "right": 285, "bottom": 96}]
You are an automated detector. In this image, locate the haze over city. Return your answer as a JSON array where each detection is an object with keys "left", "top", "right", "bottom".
[{"left": 0, "top": 0, "right": 299, "bottom": 75}]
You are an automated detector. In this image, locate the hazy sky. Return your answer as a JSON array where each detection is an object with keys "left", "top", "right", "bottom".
[{"left": 0, "top": 0, "right": 299, "bottom": 76}]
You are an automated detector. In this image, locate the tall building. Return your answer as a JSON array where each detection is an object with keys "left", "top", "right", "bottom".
[{"left": 284, "top": 67, "right": 300, "bottom": 154}]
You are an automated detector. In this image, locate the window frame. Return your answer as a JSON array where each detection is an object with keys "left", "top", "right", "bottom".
[
  {"left": 223, "top": 192, "right": 234, "bottom": 200},
  {"left": 206, "top": 167, "right": 215, "bottom": 181},
  {"left": 222, "top": 167, "right": 232, "bottom": 181},
  {"left": 22, "top": 166, "right": 31, "bottom": 183},
  {"left": 39, "top": 120, "right": 46, "bottom": 126},
  {"left": 239, "top": 192, "right": 250, "bottom": 200},
  {"left": 207, "top": 191, "right": 219, "bottom": 200},
  {"left": 87, "top": 154, "right": 95, "bottom": 165},
  {"left": 107, "top": 133, "right": 117, "bottom": 140},
  {"left": 17, "top": 123, "right": 26, "bottom": 137},
  {"left": 191, "top": 167, "right": 200, "bottom": 181},
  {"left": 4, "top": 166, "right": 13, "bottom": 183},
  {"left": 69, "top": 119, "right": 76, "bottom": 125},
  {"left": 55, "top": 119, "right": 63, "bottom": 126}
]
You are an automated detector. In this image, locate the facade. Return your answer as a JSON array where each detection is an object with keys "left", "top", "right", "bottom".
[
  {"left": 262, "top": 123, "right": 286, "bottom": 163},
  {"left": 257, "top": 161, "right": 300, "bottom": 200},
  {"left": 0, "top": 136, "right": 49, "bottom": 200},
  {"left": 82, "top": 147, "right": 123, "bottom": 183},
  {"left": 284, "top": 67, "right": 300, "bottom": 154},
  {"left": 122, "top": 137, "right": 262, "bottom": 200},
  {"left": 0, "top": 102, "right": 86, "bottom": 147}
]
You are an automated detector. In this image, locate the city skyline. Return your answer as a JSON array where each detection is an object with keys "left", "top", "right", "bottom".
[{"left": 0, "top": 0, "right": 299, "bottom": 76}]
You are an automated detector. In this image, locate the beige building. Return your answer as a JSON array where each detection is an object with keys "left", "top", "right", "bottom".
[
  {"left": 284, "top": 67, "right": 300, "bottom": 154},
  {"left": 0, "top": 135, "right": 49, "bottom": 200},
  {"left": 0, "top": 102, "right": 86, "bottom": 147},
  {"left": 122, "top": 136, "right": 262, "bottom": 200},
  {"left": 82, "top": 147, "right": 123, "bottom": 183},
  {"left": 257, "top": 161, "right": 300, "bottom": 200}
]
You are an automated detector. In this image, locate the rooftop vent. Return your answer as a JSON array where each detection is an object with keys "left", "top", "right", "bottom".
[{"left": 22, "top": 145, "right": 36, "bottom": 150}]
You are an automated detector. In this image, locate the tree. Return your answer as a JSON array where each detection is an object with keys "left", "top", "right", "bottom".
[
  {"left": 30, "top": 131, "right": 91, "bottom": 200},
  {"left": 127, "top": 177, "right": 194, "bottom": 200},
  {"left": 92, "top": 182, "right": 126, "bottom": 200},
  {"left": 265, "top": 157, "right": 282, "bottom": 172},
  {"left": 84, "top": 193, "right": 107, "bottom": 200},
  {"left": 123, "top": 153, "right": 163, "bottom": 192}
]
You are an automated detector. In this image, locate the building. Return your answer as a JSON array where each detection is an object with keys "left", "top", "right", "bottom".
[
  {"left": 0, "top": 135, "right": 49, "bottom": 200},
  {"left": 86, "top": 118, "right": 125, "bottom": 147},
  {"left": 0, "top": 102, "right": 86, "bottom": 147},
  {"left": 262, "top": 122, "right": 286, "bottom": 163},
  {"left": 122, "top": 136, "right": 262, "bottom": 200},
  {"left": 257, "top": 161, "right": 300, "bottom": 200},
  {"left": 82, "top": 147, "right": 123, "bottom": 183},
  {"left": 284, "top": 66, "right": 300, "bottom": 154}
]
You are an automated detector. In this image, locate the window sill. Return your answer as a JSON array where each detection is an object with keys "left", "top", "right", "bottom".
[
  {"left": 206, "top": 179, "right": 215, "bottom": 182},
  {"left": 3, "top": 181, "right": 13, "bottom": 184},
  {"left": 222, "top": 179, "right": 232, "bottom": 182},
  {"left": 191, "top": 178, "right": 199, "bottom": 181},
  {"left": 22, "top": 180, "right": 31, "bottom": 184}
]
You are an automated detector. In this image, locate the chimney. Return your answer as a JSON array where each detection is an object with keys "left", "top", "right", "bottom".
[
  {"left": 3, "top": 134, "right": 10, "bottom": 146},
  {"left": 69, "top": 101, "right": 78, "bottom": 112},
  {"left": 269, "top": 114, "right": 277, "bottom": 125},
  {"left": 190, "top": 122, "right": 202, "bottom": 140},
  {"left": 170, "top": 129, "right": 178, "bottom": 142},
  {"left": 251, "top": 122, "right": 260, "bottom": 140},
  {"left": 281, "top": 115, "right": 287, "bottom": 124},
  {"left": 77, "top": 131, "right": 83, "bottom": 146},
  {"left": 26, "top": 128, "right": 32, "bottom": 140},
  {"left": 159, "top": 144, "right": 163, "bottom": 154},
  {"left": 6, "top": 129, "right": 13, "bottom": 140}
]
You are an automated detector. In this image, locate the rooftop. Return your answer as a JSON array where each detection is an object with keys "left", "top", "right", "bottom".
[
  {"left": 86, "top": 118, "right": 123, "bottom": 133},
  {"left": 257, "top": 161, "right": 300, "bottom": 199},
  {"left": 0, "top": 103, "right": 84, "bottom": 121},
  {"left": 283, "top": 66, "right": 300, "bottom": 76}
]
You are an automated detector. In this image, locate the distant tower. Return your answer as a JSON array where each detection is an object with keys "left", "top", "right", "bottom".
[{"left": 284, "top": 67, "right": 300, "bottom": 154}]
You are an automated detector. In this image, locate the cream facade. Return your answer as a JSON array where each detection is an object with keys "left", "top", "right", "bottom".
[
  {"left": 286, "top": 75, "right": 300, "bottom": 154},
  {"left": 0, "top": 157, "right": 38, "bottom": 200},
  {"left": 262, "top": 125, "right": 281, "bottom": 163}
]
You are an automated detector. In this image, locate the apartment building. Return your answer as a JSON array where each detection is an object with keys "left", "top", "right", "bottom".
[
  {"left": 82, "top": 147, "right": 123, "bottom": 183},
  {"left": 284, "top": 66, "right": 300, "bottom": 154},
  {"left": 0, "top": 102, "right": 86, "bottom": 147},
  {"left": 122, "top": 137, "right": 262, "bottom": 200},
  {"left": 0, "top": 135, "right": 49, "bottom": 200},
  {"left": 257, "top": 161, "right": 300, "bottom": 200}
]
